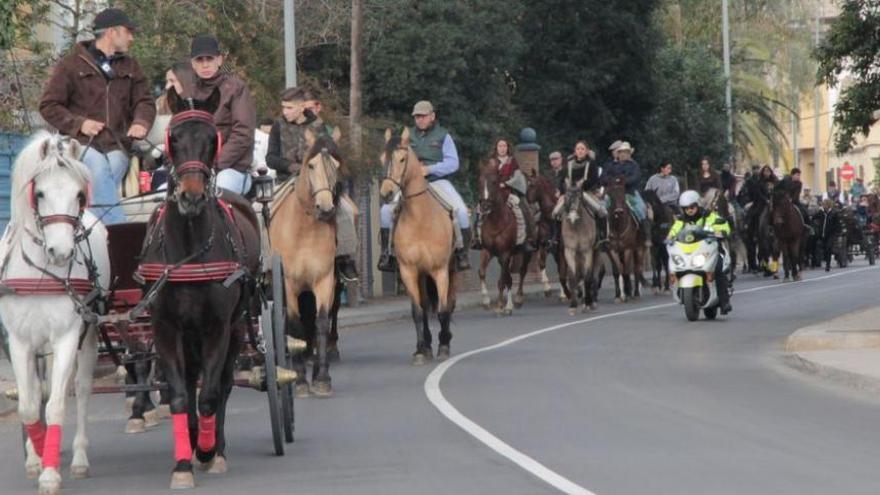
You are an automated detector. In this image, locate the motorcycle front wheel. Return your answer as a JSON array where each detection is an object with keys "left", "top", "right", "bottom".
[{"left": 682, "top": 287, "right": 700, "bottom": 322}]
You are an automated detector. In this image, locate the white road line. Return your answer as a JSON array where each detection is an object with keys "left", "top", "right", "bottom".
[{"left": 424, "top": 265, "right": 878, "bottom": 495}]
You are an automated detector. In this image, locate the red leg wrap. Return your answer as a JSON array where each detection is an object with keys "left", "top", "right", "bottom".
[
  {"left": 172, "top": 413, "right": 193, "bottom": 462},
  {"left": 197, "top": 415, "right": 216, "bottom": 452},
  {"left": 25, "top": 421, "right": 46, "bottom": 458},
  {"left": 42, "top": 424, "right": 62, "bottom": 469}
]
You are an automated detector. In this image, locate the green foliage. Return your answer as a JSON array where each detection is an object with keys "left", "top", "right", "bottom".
[
  {"left": 816, "top": 0, "right": 880, "bottom": 153},
  {"left": 514, "top": 0, "right": 661, "bottom": 164},
  {"left": 361, "top": 0, "right": 524, "bottom": 199},
  {"left": 639, "top": 44, "right": 729, "bottom": 182}
]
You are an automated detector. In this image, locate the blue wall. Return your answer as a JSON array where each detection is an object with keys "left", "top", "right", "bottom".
[{"left": 0, "top": 133, "right": 27, "bottom": 233}]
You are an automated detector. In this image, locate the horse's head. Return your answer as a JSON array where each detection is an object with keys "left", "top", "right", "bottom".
[
  {"left": 702, "top": 188, "right": 719, "bottom": 211},
  {"left": 478, "top": 160, "right": 502, "bottom": 214},
  {"left": 301, "top": 128, "right": 342, "bottom": 222},
  {"left": 13, "top": 133, "right": 91, "bottom": 265},
  {"left": 527, "top": 171, "right": 556, "bottom": 216},
  {"left": 380, "top": 127, "right": 419, "bottom": 202},
  {"left": 165, "top": 87, "right": 222, "bottom": 217},
  {"left": 607, "top": 176, "right": 627, "bottom": 211}
]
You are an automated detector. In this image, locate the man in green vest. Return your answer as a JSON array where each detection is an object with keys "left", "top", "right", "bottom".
[
  {"left": 265, "top": 87, "right": 359, "bottom": 282},
  {"left": 378, "top": 100, "right": 471, "bottom": 272}
]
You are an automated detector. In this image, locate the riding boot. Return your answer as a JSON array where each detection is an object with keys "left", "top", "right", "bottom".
[
  {"left": 377, "top": 228, "right": 397, "bottom": 272},
  {"left": 597, "top": 217, "right": 608, "bottom": 247},
  {"left": 548, "top": 220, "right": 560, "bottom": 250},
  {"left": 456, "top": 229, "right": 472, "bottom": 271},
  {"left": 335, "top": 255, "right": 359, "bottom": 283},
  {"left": 520, "top": 200, "right": 537, "bottom": 252},
  {"left": 471, "top": 210, "right": 483, "bottom": 250}
]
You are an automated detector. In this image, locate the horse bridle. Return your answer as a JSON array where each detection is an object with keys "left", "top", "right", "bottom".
[
  {"left": 381, "top": 145, "right": 407, "bottom": 193},
  {"left": 306, "top": 149, "right": 338, "bottom": 199},
  {"left": 165, "top": 109, "right": 221, "bottom": 193},
  {"left": 29, "top": 155, "right": 88, "bottom": 237}
]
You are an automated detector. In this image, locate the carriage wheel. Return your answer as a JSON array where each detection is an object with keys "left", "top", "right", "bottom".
[
  {"left": 271, "top": 255, "right": 295, "bottom": 443},
  {"left": 261, "top": 299, "right": 285, "bottom": 456}
]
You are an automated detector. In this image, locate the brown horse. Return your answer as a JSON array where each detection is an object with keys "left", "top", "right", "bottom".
[
  {"left": 477, "top": 161, "right": 531, "bottom": 315},
  {"left": 268, "top": 128, "right": 342, "bottom": 397},
  {"left": 526, "top": 171, "right": 568, "bottom": 300},
  {"left": 770, "top": 186, "right": 805, "bottom": 281},
  {"left": 380, "top": 128, "right": 457, "bottom": 364},
  {"left": 606, "top": 177, "right": 647, "bottom": 302}
]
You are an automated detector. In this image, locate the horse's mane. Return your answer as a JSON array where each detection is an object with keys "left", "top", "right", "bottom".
[{"left": 11, "top": 131, "right": 91, "bottom": 222}]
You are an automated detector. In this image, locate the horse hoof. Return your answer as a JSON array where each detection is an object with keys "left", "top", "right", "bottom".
[
  {"left": 311, "top": 380, "right": 333, "bottom": 397},
  {"left": 513, "top": 301, "right": 523, "bottom": 309},
  {"left": 71, "top": 464, "right": 89, "bottom": 479},
  {"left": 26, "top": 463, "right": 42, "bottom": 479},
  {"left": 412, "top": 351, "right": 433, "bottom": 366},
  {"left": 652, "top": 288, "right": 659, "bottom": 295},
  {"left": 568, "top": 308, "right": 577, "bottom": 316},
  {"left": 481, "top": 298, "right": 491, "bottom": 309},
  {"left": 503, "top": 308, "right": 513, "bottom": 316},
  {"left": 544, "top": 290, "right": 553, "bottom": 298},
  {"left": 170, "top": 470, "right": 195, "bottom": 490},
  {"left": 614, "top": 298, "right": 624, "bottom": 304},
  {"left": 203, "top": 455, "right": 228, "bottom": 474},
  {"left": 590, "top": 303, "right": 598, "bottom": 311},
  {"left": 437, "top": 346, "right": 451, "bottom": 361},
  {"left": 125, "top": 418, "right": 146, "bottom": 434},
  {"left": 38, "top": 481, "right": 61, "bottom": 495},
  {"left": 144, "top": 409, "right": 160, "bottom": 428},
  {"left": 157, "top": 404, "right": 172, "bottom": 419},
  {"left": 295, "top": 382, "right": 311, "bottom": 398}
]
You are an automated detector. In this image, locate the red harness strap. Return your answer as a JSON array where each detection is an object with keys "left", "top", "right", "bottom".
[
  {"left": 0, "top": 278, "right": 94, "bottom": 296},
  {"left": 137, "top": 261, "right": 241, "bottom": 282}
]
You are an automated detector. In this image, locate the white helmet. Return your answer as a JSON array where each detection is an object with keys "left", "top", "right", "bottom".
[{"left": 679, "top": 190, "right": 701, "bottom": 208}]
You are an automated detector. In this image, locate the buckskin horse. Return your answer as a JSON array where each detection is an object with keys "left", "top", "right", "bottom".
[
  {"left": 605, "top": 176, "right": 647, "bottom": 302},
  {"left": 268, "top": 127, "right": 342, "bottom": 397},
  {"left": 560, "top": 183, "right": 600, "bottom": 314},
  {"left": 0, "top": 133, "right": 110, "bottom": 495},
  {"left": 137, "top": 88, "right": 260, "bottom": 488},
  {"left": 476, "top": 160, "right": 530, "bottom": 316},
  {"left": 641, "top": 189, "right": 673, "bottom": 294},
  {"left": 380, "top": 128, "right": 457, "bottom": 364},
  {"left": 526, "top": 170, "right": 568, "bottom": 300}
]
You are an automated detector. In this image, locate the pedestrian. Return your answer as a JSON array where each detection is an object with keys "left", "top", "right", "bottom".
[
  {"left": 548, "top": 150, "right": 565, "bottom": 188},
  {"left": 720, "top": 162, "right": 736, "bottom": 199},
  {"left": 189, "top": 34, "right": 257, "bottom": 195},
  {"left": 644, "top": 161, "right": 680, "bottom": 209},
  {"left": 851, "top": 177, "right": 866, "bottom": 198},
  {"left": 252, "top": 118, "right": 274, "bottom": 170},
  {"left": 697, "top": 156, "right": 721, "bottom": 194},
  {"left": 39, "top": 7, "right": 155, "bottom": 224},
  {"left": 822, "top": 180, "right": 845, "bottom": 206}
]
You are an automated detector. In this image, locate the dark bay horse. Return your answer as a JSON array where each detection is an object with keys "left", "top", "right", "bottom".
[
  {"left": 641, "top": 189, "right": 673, "bottom": 294},
  {"left": 770, "top": 186, "right": 805, "bottom": 280},
  {"left": 605, "top": 177, "right": 647, "bottom": 302},
  {"left": 477, "top": 161, "right": 530, "bottom": 315},
  {"left": 380, "top": 128, "right": 457, "bottom": 364},
  {"left": 526, "top": 171, "right": 568, "bottom": 300},
  {"left": 140, "top": 88, "right": 260, "bottom": 488}
]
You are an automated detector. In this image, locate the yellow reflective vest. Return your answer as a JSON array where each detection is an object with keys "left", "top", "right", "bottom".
[{"left": 667, "top": 211, "right": 731, "bottom": 240}]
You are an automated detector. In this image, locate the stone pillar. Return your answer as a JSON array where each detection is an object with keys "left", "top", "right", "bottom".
[{"left": 515, "top": 127, "right": 541, "bottom": 176}]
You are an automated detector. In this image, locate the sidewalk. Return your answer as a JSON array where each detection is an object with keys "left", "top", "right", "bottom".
[
  {"left": 785, "top": 306, "right": 880, "bottom": 394},
  {"left": 338, "top": 281, "right": 558, "bottom": 329}
]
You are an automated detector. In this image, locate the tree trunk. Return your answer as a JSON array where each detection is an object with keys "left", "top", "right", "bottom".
[{"left": 349, "top": 0, "right": 363, "bottom": 160}]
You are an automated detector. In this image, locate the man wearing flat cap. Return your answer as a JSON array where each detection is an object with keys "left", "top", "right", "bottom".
[
  {"left": 188, "top": 34, "right": 257, "bottom": 195},
  {"left": 39, "top": 7, "right": 155, "bottom": 224},
  {"left": 378, "top": 100, "right": 472, "bottom": 272}
]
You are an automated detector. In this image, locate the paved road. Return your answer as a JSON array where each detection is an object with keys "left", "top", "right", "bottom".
[{"left": 2, "top": 262, "right": 879, "bottom": 494}]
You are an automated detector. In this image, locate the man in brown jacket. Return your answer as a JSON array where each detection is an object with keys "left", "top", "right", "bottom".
[
  {"left": 188, "top": 35, "right": 257, "bottom": 195},
  {"left": 39, "top": 8, "right": 155, "bottom": 224}
]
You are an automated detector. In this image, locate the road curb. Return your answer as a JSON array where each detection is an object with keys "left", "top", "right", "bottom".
[{"left": 784, "top": 352, "right": 880, "bottom": 395}]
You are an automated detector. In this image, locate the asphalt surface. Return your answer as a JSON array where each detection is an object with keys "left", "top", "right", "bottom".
[{"left": 2, "top": 261, "right": 879, "bottom": 494}]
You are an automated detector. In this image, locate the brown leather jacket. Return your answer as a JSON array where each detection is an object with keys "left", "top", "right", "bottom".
[
  {"left": 190, "top": 72, "right": 256, "bottom": 172},
  {"left": 39, "top": 42, "right": 155, "bottom": 153}
]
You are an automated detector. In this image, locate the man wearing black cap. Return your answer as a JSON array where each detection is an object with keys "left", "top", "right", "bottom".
[
  {"left": 39, "top": 8, "right": 155, "bottom": 224},
  {"left": 188, "top": 35, "right": 257, "bottom": 195}
]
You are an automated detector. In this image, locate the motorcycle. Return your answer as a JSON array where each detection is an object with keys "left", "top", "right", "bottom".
[{"left": 668, "top": 228, "right": 731, "bottom": 322}]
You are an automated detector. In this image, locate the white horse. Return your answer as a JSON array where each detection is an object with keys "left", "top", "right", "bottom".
[{"left": 0, "top": 132, "right": 110, "bottom": 495}]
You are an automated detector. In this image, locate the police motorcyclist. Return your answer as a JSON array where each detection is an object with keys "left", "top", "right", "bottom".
[{"left": 667, "top": 190, "right": 733, "bottom": 315}]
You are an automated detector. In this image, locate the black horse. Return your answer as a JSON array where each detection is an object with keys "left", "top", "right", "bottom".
[
  {"left": 138, "top": 87, "right": 260, "bottom": 488},
  {"left": 641, "top": 189, "right": 674, "bottom": 293}
]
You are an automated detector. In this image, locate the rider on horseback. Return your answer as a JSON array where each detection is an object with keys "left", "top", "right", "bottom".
[
  {"left": 472, "top": 138, "right": 537, "bottom": 252},
  {"left": 667, "top": 190, "right": 733, "bottom": 314},
  {"left": 602, "top": 142, "right": 651, "bottom": 246},
  {"left": 378, "top": 100, "right": 472, "bottom": 272},
  {"left": 777, "top": 167, "right": 812, "bottom": 234},
  {"left": 550, "top": 140, "right": 605, "bottom": 243}
]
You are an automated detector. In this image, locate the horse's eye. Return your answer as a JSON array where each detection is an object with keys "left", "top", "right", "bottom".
[
  {"left": 308, "top": 164, "right": 314, "bottom": 170},
  {"left": 36, "top": 191, "right": 44, "bottom": 199},
  {"left": 77, "top": 191, "right": 86, "bottom": 204}
]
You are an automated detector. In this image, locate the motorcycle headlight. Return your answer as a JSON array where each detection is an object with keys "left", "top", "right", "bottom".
[
  {"left": 691, "top": 254, "right": 707, "bottom": 268},
  {"left": 672, "top": 255, "right": 686, "bottom": 268}
]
